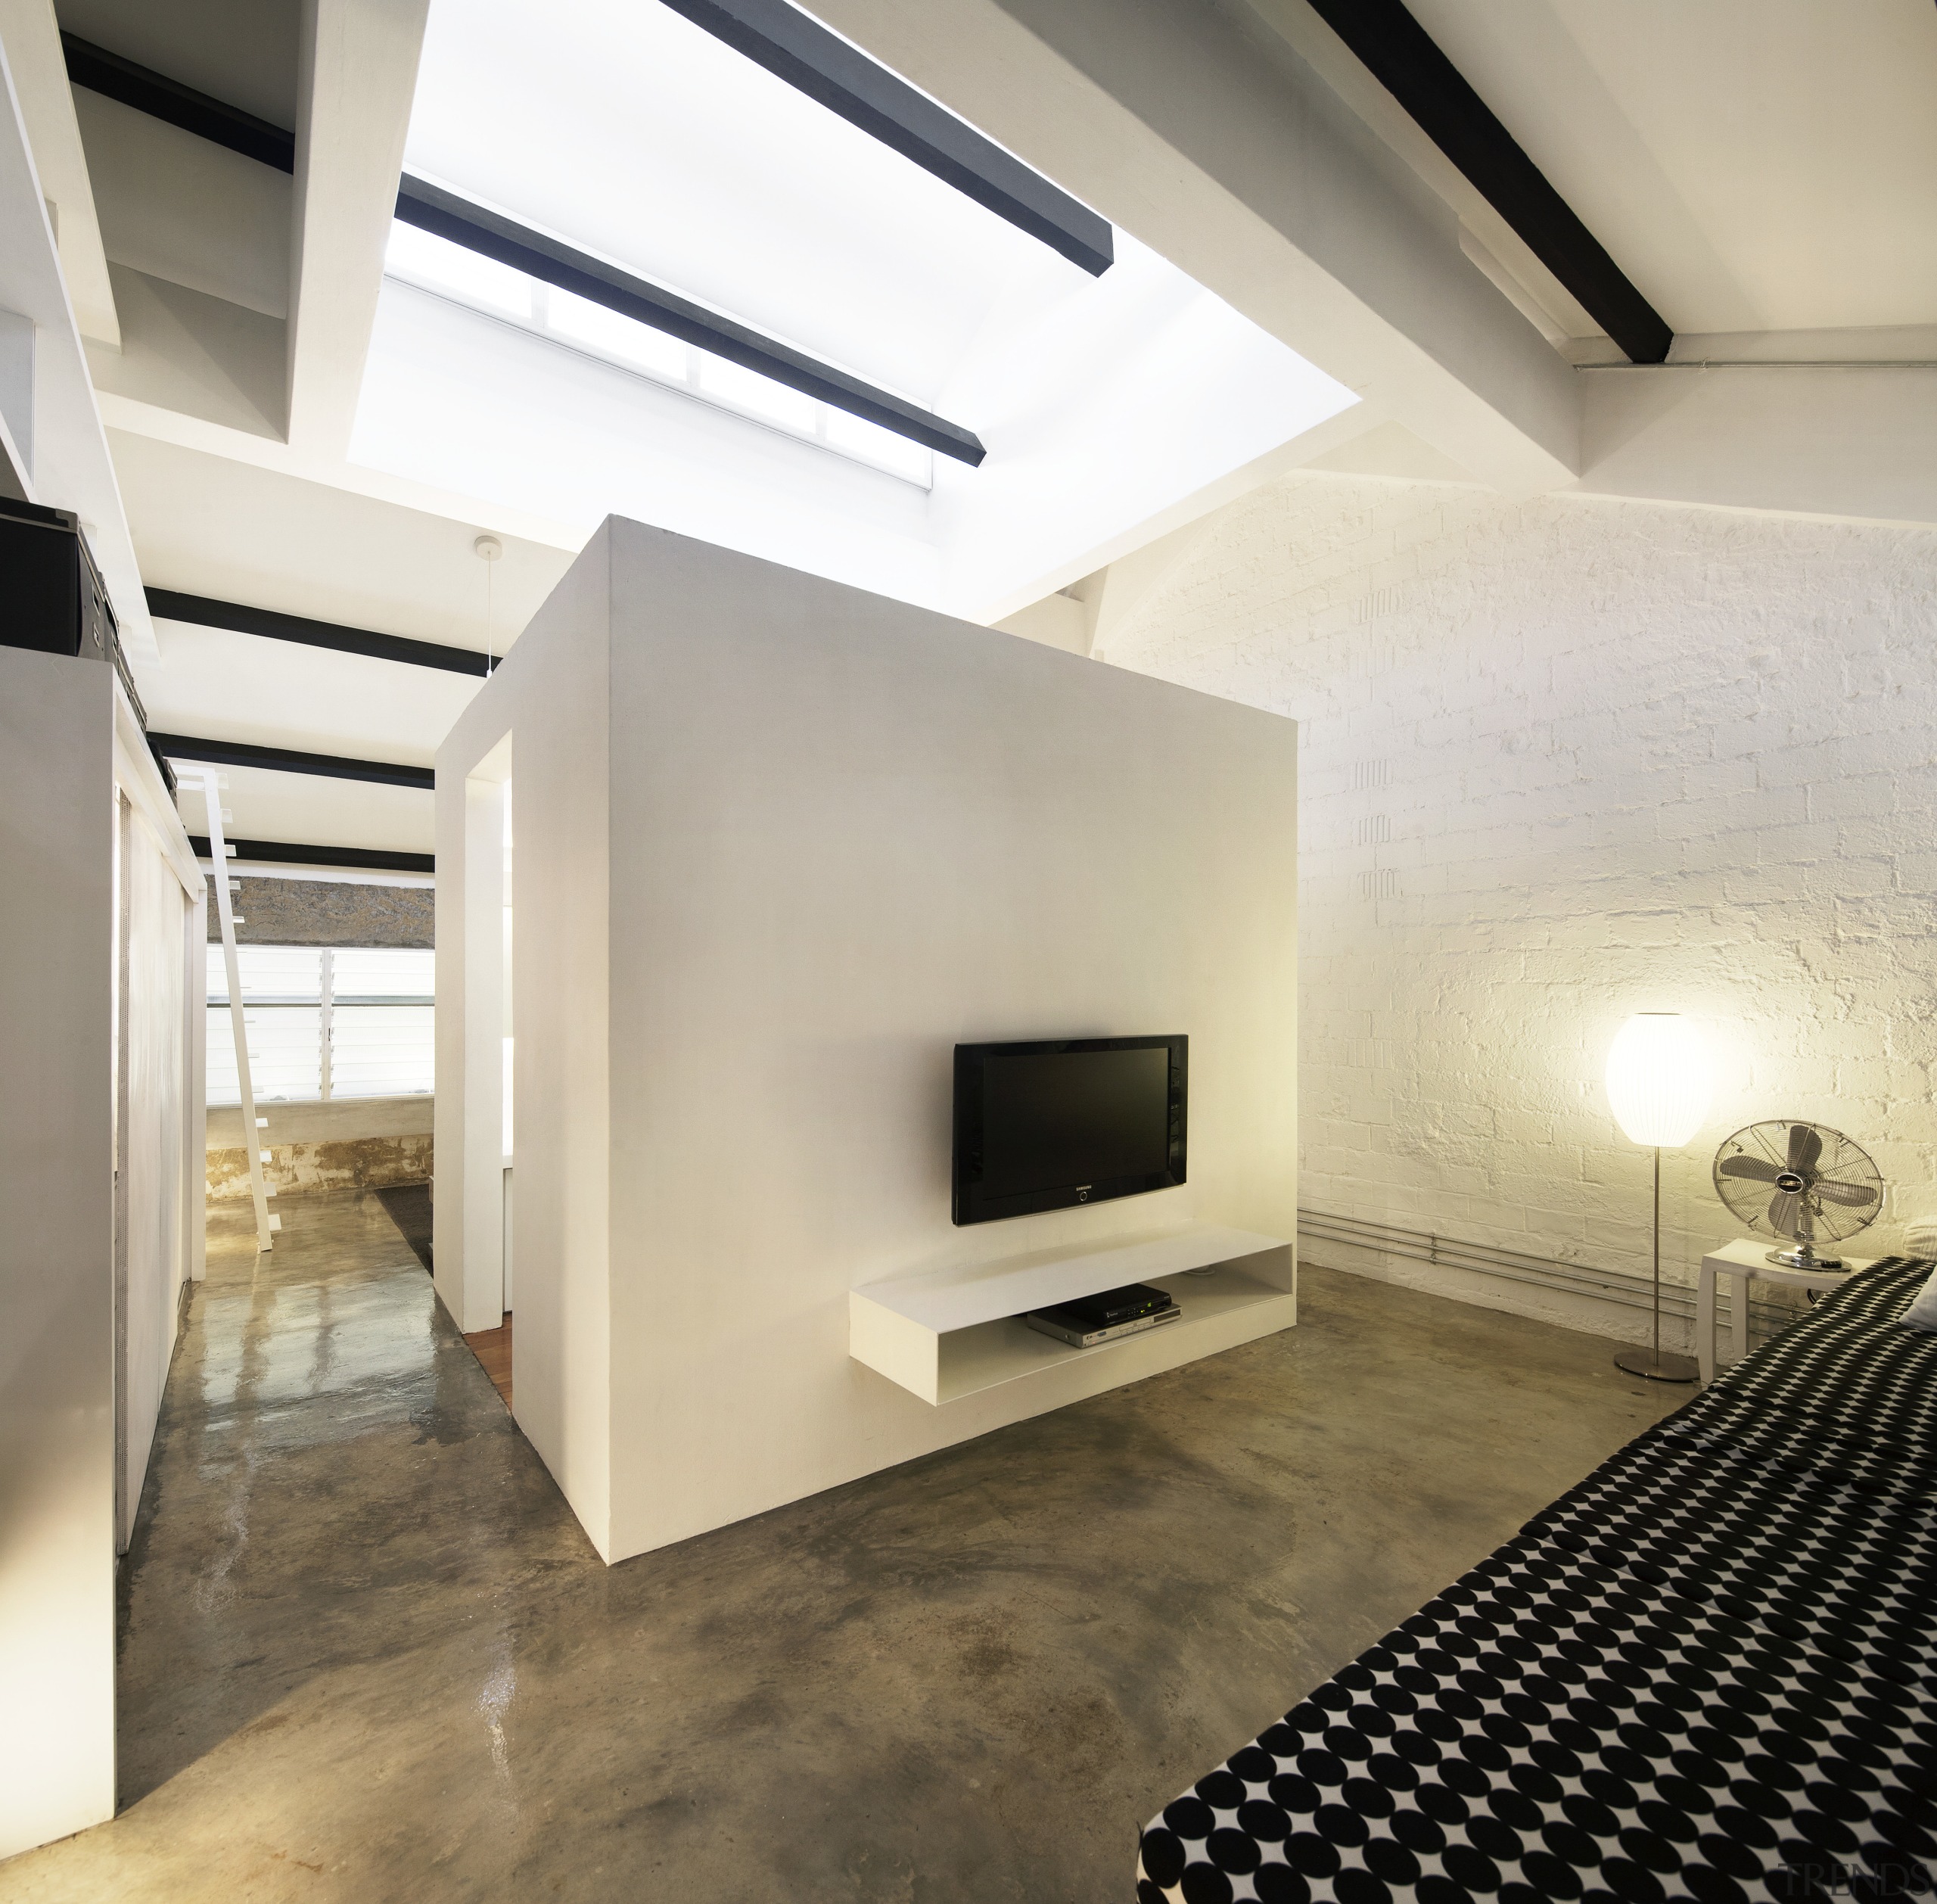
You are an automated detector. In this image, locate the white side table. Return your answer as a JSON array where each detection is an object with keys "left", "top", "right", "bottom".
[{"left": 1696, "top": 1238, "right": 1875, "bottom": 1385}]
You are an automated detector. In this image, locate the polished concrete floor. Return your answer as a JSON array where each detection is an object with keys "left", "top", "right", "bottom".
[{"left": 1, "top": 1189, "right": 1681, "bottom": 1903}]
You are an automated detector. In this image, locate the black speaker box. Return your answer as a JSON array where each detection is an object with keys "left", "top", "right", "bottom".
[{"left": 0, "top": 497, "right": 116, "bottom": 659}]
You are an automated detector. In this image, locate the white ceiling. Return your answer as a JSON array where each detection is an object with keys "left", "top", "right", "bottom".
[
  {"left": 173, "top": 764, "right": 434, "bottom": 856},
  {"left": 1403, "top": 0, "right": 1937, "bottom": 338},
  {"left": 54, "top": 0, "right": 301, "bottom": 129},
  {"left": 369, "top": 0, "right": 1360, "bottom": 621},
  {"left": 116, "top": 431, "right": 557, "bottom": 855},
  {"left": 72, "top": 0, "right": 1356, "bottom": 857},
  {"left": 141, "top": 621, "right": 478, "bottom": 768},
  {"left": 353, "top": 225, "right": 1355, "bottom": 619},
  {"left": 51, "top": 0, "right": 1933, "bottom": 870},
  {"left": 404, "top": 0, "right": 1070, "bottom": 405},
  {"left": 113, "top": 430, "right": 572, "bottom": 645},
  {"left": 353, "top": 280, "right": 944, "bottom": 604}
]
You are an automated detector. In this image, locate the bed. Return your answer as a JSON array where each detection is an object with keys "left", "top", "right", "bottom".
[{"left": 1136, "top": 1257, "right": 1937, "bottom": 1902}]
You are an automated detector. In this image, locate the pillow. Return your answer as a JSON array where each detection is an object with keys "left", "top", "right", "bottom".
[{"left": 1899, "top": 1265, "right": 1937, "bottom": 1332}]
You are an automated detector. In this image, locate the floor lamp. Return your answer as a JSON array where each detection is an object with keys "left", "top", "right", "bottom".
[{"left": 1605, "top": 1012, "right": 1711, "bottom": 1383}]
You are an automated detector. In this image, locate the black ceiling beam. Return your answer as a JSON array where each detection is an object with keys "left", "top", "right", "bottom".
[
  {"left": 59, "top": 32, "right": 987, "bottom": 467},
  {"left": 152, "top": 733, "right": 434, "bottom": 791},
  {"left": 149, "top": 589, "right": 494, "bottom": 677},
  {"left": 61, "top": 33, "right": 295, "bottom": 173},
  {"left": 191, "top": 836, "right": 435, "bottom": 876},
  {"left": 1302, "top": 0, "right": 1671, "bottom": 366},
  {"left": 396, "top": 176, "right": 987, "bottom": 468},
  {"left": 654, "top": 0, "right": 1112, "bottom": 277}
]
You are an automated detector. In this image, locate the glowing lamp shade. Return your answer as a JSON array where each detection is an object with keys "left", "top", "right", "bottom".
[{"left": 1605, "top": 1013, "right": 1712, "bottom": 1149}]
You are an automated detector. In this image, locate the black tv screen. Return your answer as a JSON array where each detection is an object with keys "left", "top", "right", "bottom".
[{"left": 953, "top": 1036, "right": 1186, "bottom": 1225}]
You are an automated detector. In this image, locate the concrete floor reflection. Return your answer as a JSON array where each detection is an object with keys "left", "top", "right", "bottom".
[{"left": 0, "top": 1189, "right": 1679, "bottom": 1901}]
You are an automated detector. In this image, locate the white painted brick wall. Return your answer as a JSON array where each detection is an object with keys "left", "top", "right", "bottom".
[{"left": 1102, "top": 473, "right": 1937, "bottom": 1347}]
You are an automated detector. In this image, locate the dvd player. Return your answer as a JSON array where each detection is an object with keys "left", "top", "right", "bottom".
[
  {"left": 1023, "top": 1280, "right": 1181, "bottom": 1349},
  {"left": 1062, "top": 1281, "right": 1174, "bottom": 1325}
]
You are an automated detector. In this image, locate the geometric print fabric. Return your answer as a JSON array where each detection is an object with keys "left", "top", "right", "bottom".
[
  {"left": 1138, "top": 1260, "right": 1937, "bottom": 1903},
  {"left": 1702, "top": 1264, "right": 1937, "bottom": 1461}
]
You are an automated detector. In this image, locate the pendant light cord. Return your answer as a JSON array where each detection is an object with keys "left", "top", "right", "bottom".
[{"left": 474, "top": 534, "right": 503, "bottom": 674}]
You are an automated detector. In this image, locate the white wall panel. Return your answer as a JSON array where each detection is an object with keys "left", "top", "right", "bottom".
[
  {"left": 117, "top": 807, "right": 189, "bottom": 1549},
  {"left": 437, "top": 521, "right": 1299, "bottom": 1563},
  {"left": 0, "top": 653, "right": 117, "bottom": 1858}
]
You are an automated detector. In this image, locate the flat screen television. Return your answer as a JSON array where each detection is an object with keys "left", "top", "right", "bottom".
[{"left": 952, "top": 1035, "right": 1186, "bottom": 1225}]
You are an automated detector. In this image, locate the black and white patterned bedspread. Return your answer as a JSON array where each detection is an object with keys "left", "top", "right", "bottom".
[{"left": 1136, "top": 1258, "right": 1937, "bottom": 1904}]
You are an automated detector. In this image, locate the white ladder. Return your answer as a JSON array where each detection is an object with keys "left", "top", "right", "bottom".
[{"left": 190, "top": 772, "right": 277, "bottom": 1252}]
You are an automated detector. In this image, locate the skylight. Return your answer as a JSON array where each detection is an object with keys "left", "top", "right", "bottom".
[
  {"left": 356, "top": 0, "right": 1360, "bottom": 620},
  {"left": 383, "top": 220, "right": 935, "bottom": 487}
]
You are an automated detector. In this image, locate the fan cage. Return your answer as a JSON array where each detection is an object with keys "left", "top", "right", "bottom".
[{"left": 1712, "top": 1121, "right": 1883, "bottom": 1247}]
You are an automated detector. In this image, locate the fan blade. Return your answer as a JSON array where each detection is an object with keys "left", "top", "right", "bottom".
[
  {"left": 1815, "top": 1178, "right": 1880, "bottom": 1209},
  {"left": 1767, "top": 1190, "right": 1801, "bottom": 1237},
  {"left": 1719, "top": 1155, "right": 1783, "bottom": 1183},
  {"left": 1788, "top": 1124, "right": 1823, "bottom": 1173}
]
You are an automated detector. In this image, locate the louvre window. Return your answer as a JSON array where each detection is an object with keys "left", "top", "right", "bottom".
[{"left": 207, "top": 946, "right": 434, "bottom": 1104}]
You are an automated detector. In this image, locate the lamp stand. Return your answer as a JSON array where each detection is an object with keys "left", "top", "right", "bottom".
[{"left": 1615, "top": 1145, "right": 1699, "bottom": 1383}]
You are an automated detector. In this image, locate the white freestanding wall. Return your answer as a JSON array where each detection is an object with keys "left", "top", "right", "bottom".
[
  {"left": 435, "top": 521, "right": 1299, "bottom": 1564},
  {"left": 0, "top": 648, "right": 204, "bottom": 1859}
]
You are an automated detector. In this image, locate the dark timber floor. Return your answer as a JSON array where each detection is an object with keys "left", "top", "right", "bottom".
[
  {"left": 0, "top": 1188, "right": 1680, "bottom": 1902},
  {"left": 465, "top": 1314, "right": 514, "bottom": 1408}
]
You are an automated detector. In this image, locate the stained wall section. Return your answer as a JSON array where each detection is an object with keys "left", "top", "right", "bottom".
[{"left": 202, "top": 876, "right": 433, "bottom": 947}]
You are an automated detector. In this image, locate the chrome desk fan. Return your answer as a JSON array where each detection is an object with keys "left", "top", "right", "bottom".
[{"left": 1713, "top": 1122, "right": 1883, "bottom": 1269}]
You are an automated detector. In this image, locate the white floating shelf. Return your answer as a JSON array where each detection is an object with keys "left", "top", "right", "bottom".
[{"left": 850, "top": 1222, "right": 1294, "bottom": 1405}]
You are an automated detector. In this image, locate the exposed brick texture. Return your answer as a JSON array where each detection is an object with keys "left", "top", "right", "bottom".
[
  {"left": 204, "top": 876, "right": 434, "bottom": 946},
  {"left": 1103, "top": 472, "right": 1937, "bottom": 1341}
]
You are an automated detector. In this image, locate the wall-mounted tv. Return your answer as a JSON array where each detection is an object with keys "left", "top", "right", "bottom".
[{"left": 952, "top": 1036, "right": 1186, "bottom": 1226}]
